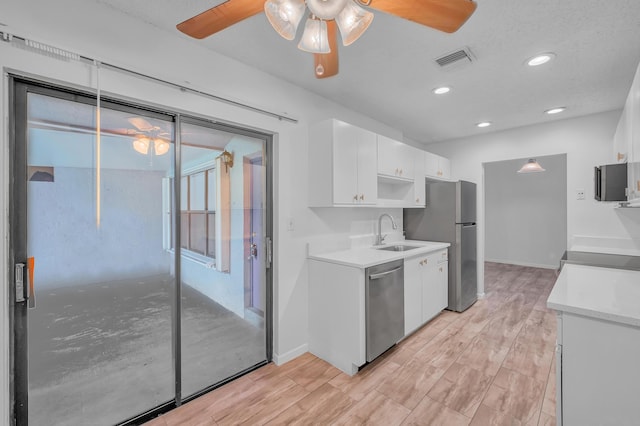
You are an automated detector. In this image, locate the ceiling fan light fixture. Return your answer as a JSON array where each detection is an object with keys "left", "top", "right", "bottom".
[
  {"left": 153, "top": 138, "right": 171, "bottom": 156},
  {"left": 298, "top": 17, "right": 330, "bottom": 54},
  {"left": 264, "top": 0, "right": 306, "bottom": 40},
  {"left": 133, "top": 136, "right": 150, "bottom": 155},
  {"left": 517, "top": 158, "right": 546, "bottom": 173},
  {"left": 335, "top": 0, "right": 373, "bottom": 46},
  {"left": 305, "top": 0, "right": 349, "bottom": 20}
]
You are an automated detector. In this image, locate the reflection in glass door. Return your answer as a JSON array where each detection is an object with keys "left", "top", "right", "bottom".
[
  {"left": 11, "top": 80, "right": 271, "bottom": 425},
  {"left": 179, "top": 121, "right": 268, "bottom": 397},
  {"left": 13, "top": 85, "right": 176, "bottom": 425}
]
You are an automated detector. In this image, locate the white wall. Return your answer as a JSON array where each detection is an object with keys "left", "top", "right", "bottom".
[
  {"left": 427, "top": 110, "right": 640, "bottom": 294},
  {"left": 484, "top": 154, "right": 567, "bottom": 269},
  {"left": 0, "top": 1, "right": 410, "bottom": 423}
]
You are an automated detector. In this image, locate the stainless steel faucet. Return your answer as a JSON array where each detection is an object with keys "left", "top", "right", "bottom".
[{"left": 375, "top": 213, "right": 398, "bottom": 245}]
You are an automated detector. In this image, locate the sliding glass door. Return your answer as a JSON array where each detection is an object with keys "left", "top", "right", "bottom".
[
  {"left": 179, "top": 120, "right": 268, "bottom": 398},
  {"left": 10, "top": 79, "right": 271, "bottom": 425}
]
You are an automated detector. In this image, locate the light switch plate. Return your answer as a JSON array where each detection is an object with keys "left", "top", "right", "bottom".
[{"left": 576, "top": 189, "right": 585, "bottom": 200}]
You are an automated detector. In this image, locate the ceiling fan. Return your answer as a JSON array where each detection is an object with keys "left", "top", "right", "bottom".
[
  {"left": 114, "top": 117, "right": 172, "bottom": 156},
  {"left": 177, "top": 0, "right": 477, "bottom": 79}
]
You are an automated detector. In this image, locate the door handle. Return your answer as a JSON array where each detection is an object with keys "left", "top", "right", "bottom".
[
  {"left": 369, "top": 266, "right": 403, "bottom": 280},
  {"left": 15, "top": 257, "right": 36, "bottom": 308},
  {"left": 27, "top": 257, "right": 36, "bottom": 309},
  {"left": 15, "top": 263, "right": 25, "bottom": 303}
]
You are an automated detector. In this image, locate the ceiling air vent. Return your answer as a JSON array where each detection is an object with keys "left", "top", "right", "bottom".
[{"left": 435, "top": 47, "right": 474, "bottom": 68}]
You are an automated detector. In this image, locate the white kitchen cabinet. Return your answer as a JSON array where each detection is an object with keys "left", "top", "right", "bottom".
[
  {"left": 404, "top": 249, "right": 449, "bottom": 335},
  {"left": 555, "top": 312, "right": 640, "bottom": 426},
  {"left": 308, "top": 259, "right": 366, "bottom": 375},
  {"left": 413, "top": 148, "right": 426, "bottom": 206},
  {"left": 377, "top": 135, "right": 414, "bottom": 180},
  {"left": 425, "top": 152, "right": 451, "bottom": 179},
  {"left": 403, "top": 256, "right": 423, "bottom": 335},
  {"left": 613, "top": 94, "right": 630, "bottom": 164},
  {"left": 628, "top": 62, "right": 640, "bottom": 203},
  {"left": 308, "top": 119, "right": 378, "bottom": 206}
]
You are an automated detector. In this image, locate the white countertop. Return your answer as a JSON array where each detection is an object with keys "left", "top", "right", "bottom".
[
  {"left": 547, "top": 264, "right": 640, "bottom": 327},
  {"left": 308, "top": 240, "right": 451, "bottom": 269}
]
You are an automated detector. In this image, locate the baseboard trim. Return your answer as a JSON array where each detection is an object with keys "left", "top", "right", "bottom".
[
  {"left": 273, "top": 343, "right": 308, "bottom": 366},
  {"left": 485, "top": 258, "right": 558, "bottom": 270}
]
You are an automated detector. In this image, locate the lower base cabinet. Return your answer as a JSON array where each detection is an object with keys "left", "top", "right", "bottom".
[
  {"left": 404, "top": 250, "right": 448, "bottom": 335},
  {"left": 555, "top": 312, "right": 640, "bottom": 425}
]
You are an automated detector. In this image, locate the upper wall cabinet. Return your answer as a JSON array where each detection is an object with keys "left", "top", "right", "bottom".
[
  {"left": 308, "top": 119, "right": 378, "bottom": 207},
  {"left": 629, "top": 62, "right": 640, "bottom": 204},
  {"left": 412, "top": 148, "right": 426, "bottom": 206},
  {"left": 613, "top": 95, "right": 631, "bottom": 164},
  {"left": 425, "top": 152, "right": 451, "bottom": 179},
  {"left": 377, "top": 135, "right": 414, "bottom": 180},
  {"left": 617, "top": 59, "right": 640, "bottom": 205}
]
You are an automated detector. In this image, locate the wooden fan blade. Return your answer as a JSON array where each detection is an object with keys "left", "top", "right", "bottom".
[
  {"left": 314, "top": 21, "right": 339, "bottom": 79},
  {"left": 368, "top": 0, "right": 477, "bottom": 33},
  {"left": 128, "top": 117, "right": 154, "bottom": 132},
  {"left": 177, "top": 0, "right": 265, "bottom": 39}
]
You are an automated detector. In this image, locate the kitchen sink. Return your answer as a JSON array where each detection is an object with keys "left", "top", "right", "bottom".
[{"left": 376, "top": 244, "right": 421, "bottom": 252}]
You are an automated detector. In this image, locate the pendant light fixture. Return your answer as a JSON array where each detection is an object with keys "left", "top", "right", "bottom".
[{"left": 517, "top": 159, "right": 546, "bottom": 173}]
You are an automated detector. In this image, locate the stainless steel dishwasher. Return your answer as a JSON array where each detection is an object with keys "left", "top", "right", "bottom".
[{"left": 365, "top": 259, "right": 405, "bottom": 362}]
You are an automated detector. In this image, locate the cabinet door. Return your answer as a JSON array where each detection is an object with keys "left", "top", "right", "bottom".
[
  {"left": 404, "top": 257, "right": 423, "bottom": 335},
  {"left": 438, "top": 261, "right": 449, "bottom": 309},
  {"left": 413, "top": 149, "right": 426, "bottom": 206},
  {"left": 332, "top": 123, "right": 361, "bottom": 204},
  {"left": 377, "top": 135, "right": 400, "bottom": 177},
  {"left": 629, "top": 65, "right": 640, "bottom": 203},
  {"left": 424, "top": 152, "right": 440, "bottom": 178},
  {"left": 438, "top": 157, "right": 451, "bottom": 179},
  {"left": 357, "top": 130, "right": 378, "bottom": 204},
  {"left": 377, "top": 135, "right": 413, "bottom": 179},
  {"left": 421, "top": 253, "right": 442, "bottom": 323},
  {"left": 613, "top": 102, "right": 629, "bottom": 164}
]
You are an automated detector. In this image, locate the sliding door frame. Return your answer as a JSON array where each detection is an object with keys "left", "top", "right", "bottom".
[{"left": 8, "top": 75, "right": 274, "bottom": 425}]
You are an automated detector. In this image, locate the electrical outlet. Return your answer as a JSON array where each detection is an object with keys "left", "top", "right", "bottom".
[{"left": 576, "top": 189, "right": 585, "bottom": 200}]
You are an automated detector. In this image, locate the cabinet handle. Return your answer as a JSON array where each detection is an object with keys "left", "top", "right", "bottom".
[
  {"left": 395, "top": 168, "right": 399, "bottom": 175},
  {"left": 353, "top": 194, "right": 358, "bottom": 201},
  {"left": 637, "top": 180, "right": 640, "bottom": 191},
  {"left": 360, "top": 194, "right": 364, "bottom": 201},
  {"left": 439, "top": 267, "right": 443, "bottom": 272},
  {"left": 423, "top": 258, "right": 428, "bottom": 265},
  {"left": 416, "top": 198, "right": 420, "bottom": 203},
  {"left": 618, "top": 152, "right": 625, "bottom": 161},
  {"left": 399, "top": 169, "right": 403, "bottom": 175}
]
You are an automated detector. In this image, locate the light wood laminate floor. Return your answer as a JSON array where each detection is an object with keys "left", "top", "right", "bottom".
[{"left": 146, "top": 262, "right": 558, "bottom": 425}]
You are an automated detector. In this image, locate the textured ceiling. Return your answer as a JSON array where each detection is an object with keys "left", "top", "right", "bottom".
[{"left": 24, "top": 1, "right": 640, "bottom": 143}]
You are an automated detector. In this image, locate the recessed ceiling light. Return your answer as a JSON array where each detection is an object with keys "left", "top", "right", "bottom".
[
  {"left": 476, "top": 122, "right": 492, "bottom": 128},
  {"left": 433, "top": 86, "right": 451, "bottom": 95},
  {"left": 526, "top": 53, "right": 555, "bottom": 67},
  {"left": 545, "top": 107, "right": 566, "bottom": 115}
]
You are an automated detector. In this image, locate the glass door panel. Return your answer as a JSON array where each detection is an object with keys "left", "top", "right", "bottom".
[
  {"left": 23, "top": 91, "right": 175, "bottom": 425},
  {"left": 179, "top": 121, "right": 267, "bottom": 397}
]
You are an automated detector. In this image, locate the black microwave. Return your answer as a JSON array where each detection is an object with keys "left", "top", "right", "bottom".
[{"left": 594, "top": 163, "right": 627, "bottom": 201}]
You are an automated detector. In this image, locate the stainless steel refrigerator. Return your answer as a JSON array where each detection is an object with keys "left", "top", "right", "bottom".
[{"left": 403, "top": 180, "right": 477, "bottom": 312}]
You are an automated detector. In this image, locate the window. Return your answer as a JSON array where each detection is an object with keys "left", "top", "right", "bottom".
[{"left": 180, "top": 167, "right": 217, "bottom": 259}]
